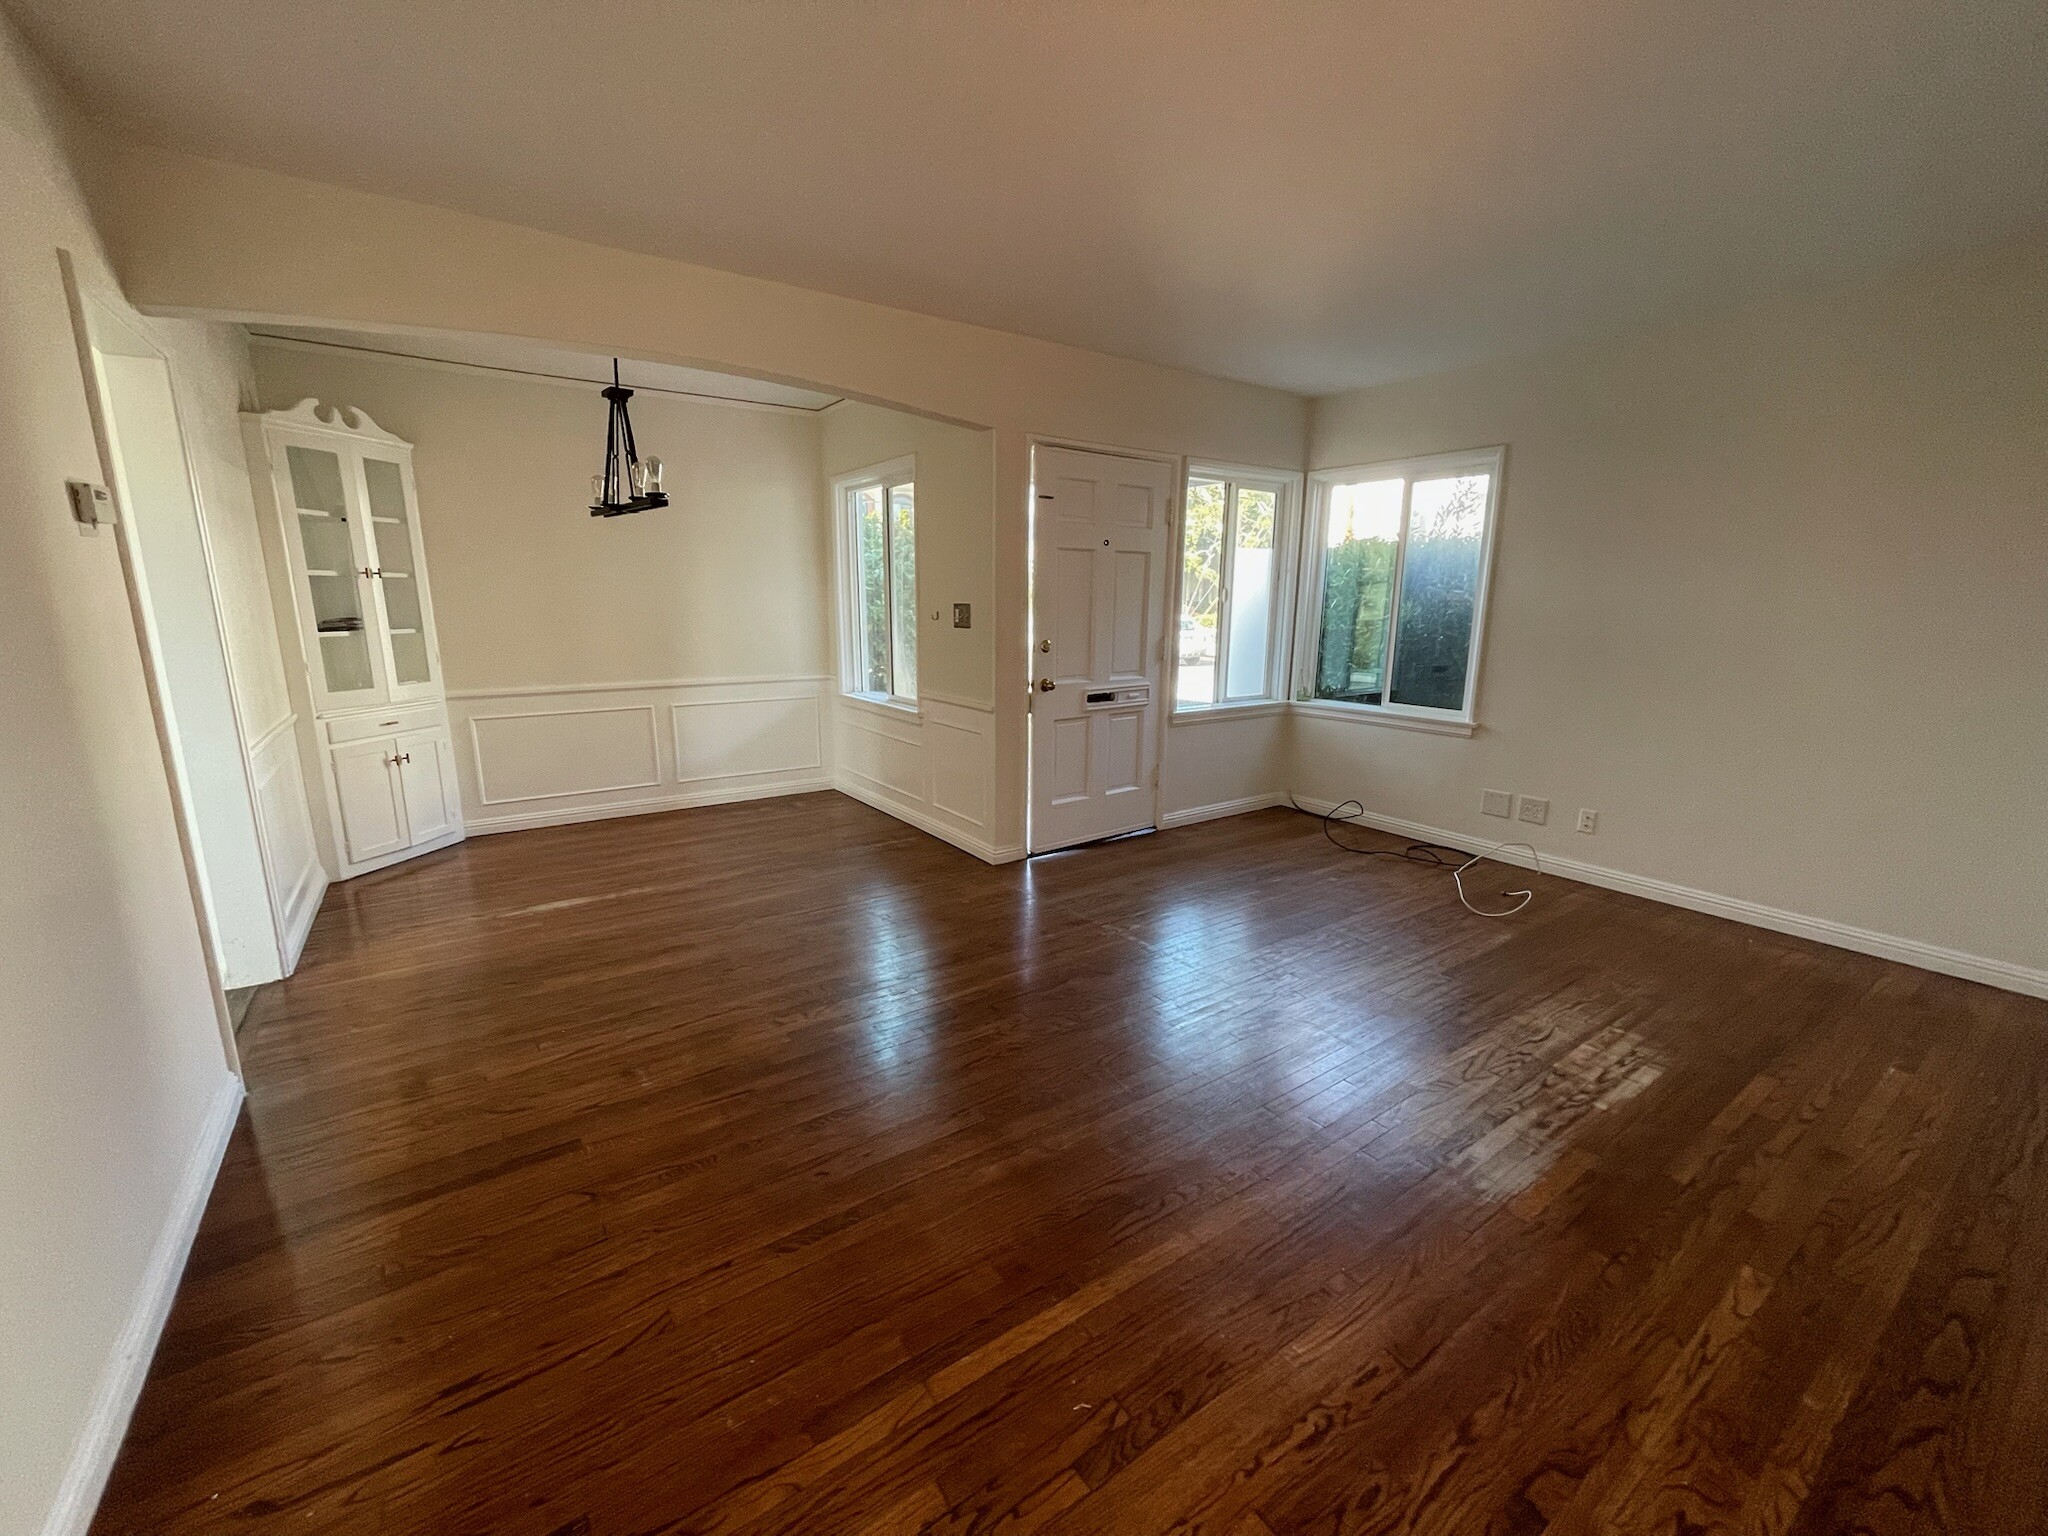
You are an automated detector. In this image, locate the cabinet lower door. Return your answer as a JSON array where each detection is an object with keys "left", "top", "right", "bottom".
[
  {"left": 331, "top": 737, "right": 409, "bottom": 863},
  {"left": 395, "top": 727, "right": 460, "bottom": 845}
]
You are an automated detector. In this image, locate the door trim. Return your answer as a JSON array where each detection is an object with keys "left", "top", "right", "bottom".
[
  {"left": 59, "top": 252, "right": 246, "bottom": 1073},
  {"left": 1024, "top": 436, "right": 1183, "bottom": 855}
]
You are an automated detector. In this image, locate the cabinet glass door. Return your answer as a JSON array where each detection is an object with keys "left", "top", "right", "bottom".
[
  {"left": 361, "top": 453, "right": 434, "bottom": 691},
  {"left": 285, "top": 443, "right": 381, "bottom": 703}
]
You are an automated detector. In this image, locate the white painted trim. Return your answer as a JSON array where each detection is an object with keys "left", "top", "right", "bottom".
[
  {"left": 1291, "top": 796, "right": 2048, "bottom": 1000},
  {"left": 445, "top": 674, "right": 829, "bottom": 700},
  {"left": 245, "top": 333, "right": 841, "bottom": 416},
  {"left": 1158, "top": 792, "right": 1289, "bottom": 829},
  {"left": 1294, "top": 444, "right": 1505, "bottom": 731},
  {"left": 668, "top": 695, "right": 825, "bottom": 783},
  {"left": 466, "top": 776, "right": 834, "bottom": 836},
  {"left": 279, "top": 860, "right": 327, "bottom": 972},
  {"left": 916, "top": 688, "right": 996, "bottom": 713},
  {"left": 834, "top": 775, "right": 1024, "bottom": 865},
  {"left": 245, "top": 710, "right": 298, "bottom": 755},
  {"left": 839, "top": 690, "right": 923, "bottom": 722},
  {"left": 335, "top": 825, "right": 467, "bottom": 878},
  {"left": 1291, "top": 701, "right": 1477, "bottom": 736},
  {"left": 250, "top": 395, "right": 408, "bottom": 444},
  {"left": 465, "top": 705, "right": 662, "bottom": 804},
  {"left": 41, "top": 1073, "right": 243, "bottom": 1536},
  {"left": 1174, "top": 459, "right": 1304, "bottom": 713},
  {"left": 1170, "top": 700, "right": 1290, "bottom": 724}
]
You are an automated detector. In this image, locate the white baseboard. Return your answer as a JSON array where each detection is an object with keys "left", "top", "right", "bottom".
[
  {"left": 465, "top": 776, "right": 833, "bottom": 836},
  {"left": 41, "top": 1072, "right": 243, "bottom": 1536},
  {"left": 834, "top": 774, "right": 1025, "bottom": 865},
  {"left": 1291, "top": 796, "right": 2048, "bottom": 1000},
  {"left": 279, "top": 864, "right": 326, "bottom": 974},
  {"left": 1158, "top": 792, "right": 1288, "bottom": 830}
]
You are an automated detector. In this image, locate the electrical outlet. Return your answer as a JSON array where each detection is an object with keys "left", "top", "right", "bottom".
[
  {"left": 1481, "top": 789, "right": 1512, "bottom": 819},
  {"left": 1517, "top": 796, "right": 1550, "bottom": 827},
  {"left": 1577, "top": 808, "right": 1598, "bottom": 834}
]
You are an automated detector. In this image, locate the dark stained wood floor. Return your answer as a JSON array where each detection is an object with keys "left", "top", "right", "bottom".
[{"left": 91, "top": 795, "right": 2048, "bottom": 1535}]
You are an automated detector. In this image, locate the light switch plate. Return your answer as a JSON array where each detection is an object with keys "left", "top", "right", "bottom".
[
  {"left": 952, "top": 603, "right": 972, "bottom": 628},
  {"left": 1517, "top": 796, "right": 1550, "bottom": 826},
  {"left": 1481, "top": 789, "right": 1513, "bottom": 818}
]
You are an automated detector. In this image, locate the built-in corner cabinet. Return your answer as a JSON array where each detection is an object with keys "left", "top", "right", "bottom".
[{"left": 244, "top": 400, "right": 465, "bottom": 880}]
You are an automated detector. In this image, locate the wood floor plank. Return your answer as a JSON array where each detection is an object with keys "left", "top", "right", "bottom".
[{"left": 84, "top": 796, "right": 2048, "bottom": 1536}]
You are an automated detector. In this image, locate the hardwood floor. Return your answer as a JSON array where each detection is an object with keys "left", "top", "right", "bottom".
[{"left": 91, "top": 794, "right": 2048, "bottom": 1535}]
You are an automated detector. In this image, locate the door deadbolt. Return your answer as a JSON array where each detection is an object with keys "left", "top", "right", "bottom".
[{"left": 1038, "top": 638, "right": 1052, "bottom": 653}]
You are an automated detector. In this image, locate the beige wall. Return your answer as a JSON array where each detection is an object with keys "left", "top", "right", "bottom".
[
  {"left": 820, "top": 400, "right": 996, "bottom": 709},
  {"left": 84, "top": 138, "right": 1312, "bottom": 853},
  {"left": 250, "top": 342, "right": 831, "bottom": 689},
  {"left": 249, "top": 340, "right": 839, "bottom": 833},
  {"left": 1298, "top": 233, "right": 2048, "bottom": 978},
  {"left": 0, "top": 18, "right": 241, "bottom": 1533},
  {"left": 820, "top": 401, "right": 1010, "bottom": 856}
]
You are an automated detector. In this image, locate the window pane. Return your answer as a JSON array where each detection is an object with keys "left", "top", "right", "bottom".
[
  {"left": 853, "top": 484, "right": 889, "bottom": 694},
  {"left": 1313, "top": 479, "right": 1402, "bottom": 703},
  {"left": 1389, "top": 474, "right": 1488, "bottom": 711},
  {"left": 1224, "top": 486, "right": 1277, "bottom": 700},
  {"left": 1177, "top": 478, "right": 1224, "bottom": 706},
  {"left": 888, "top": 484, "right": 917, "bottom": 701}
]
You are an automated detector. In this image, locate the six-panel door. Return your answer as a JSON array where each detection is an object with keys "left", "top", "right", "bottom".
[{"left": 1028, "top": 445, "right": 1173, "bottom": 853}]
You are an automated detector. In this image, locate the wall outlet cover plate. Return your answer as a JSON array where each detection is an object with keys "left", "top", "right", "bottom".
[
  {"left": 1481, "top": 789, "right": 1513, "bottom": 818},
  {"left": 1517, "top": 796, "right": 1550, "bottom": 826}
]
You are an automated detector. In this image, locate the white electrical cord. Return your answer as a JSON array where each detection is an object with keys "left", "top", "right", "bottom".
[{"left": 1452, "top": 840, "right": 1537, "bottom": 918}]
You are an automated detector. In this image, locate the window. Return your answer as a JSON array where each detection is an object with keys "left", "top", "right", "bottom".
[
  {"left": 1300, "top": 447, "right": 1502, "bottom": 726},
  {"left": 836, "top": 460, "right": 917, "bottom": 705},
  {"left": 1174, "top": 466, "right": 1298, "bottom": 710}
]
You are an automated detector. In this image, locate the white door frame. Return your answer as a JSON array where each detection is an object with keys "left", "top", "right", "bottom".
[
  {"left": 59, "top": 255, "right": 256, "bottom": 1071},
  {"left": 1024, "top": 435, "right": 1183, "bottom": 855}
]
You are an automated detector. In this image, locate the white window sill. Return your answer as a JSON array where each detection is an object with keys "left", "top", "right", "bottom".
[
  {"left": 1290, "top": 700, "right": 1476, "bottom": 737},
  {"left": 840, "top": 691, "right": 921, "bottom": 719},
  {"left": 1170, "top": 700, "right": 1290, "bottom": 724}
]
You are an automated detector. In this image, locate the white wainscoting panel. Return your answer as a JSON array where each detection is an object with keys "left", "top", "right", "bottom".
[
  {"left": 672, "top": 693, "right": 823, "bottom": 784},
  {"left": 448, "top": 678, "right": 834, "bottom": 834},
  {"left": 470, "top": 706, "right": 661, "bottom": 805},
  {"left": 834, "top": 694, "right": 1018, "bottom": 864},
  {"left": 247, "top": 713, "right": 325, "bottom": 973}
]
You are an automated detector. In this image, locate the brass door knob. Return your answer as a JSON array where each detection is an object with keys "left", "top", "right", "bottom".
[{"left": 1037, "top": 677, "right": 1055, "bottom": 692}]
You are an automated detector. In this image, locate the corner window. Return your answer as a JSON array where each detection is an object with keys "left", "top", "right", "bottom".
[
  {"left": 836, "top": 460, "right": 917, "bottom": 705},
  {"left": 1175, "top": 466, "right": 1299, "bottom": 710},
  {"left": 1300, "top": 448, "right": 1501, "bottom": 724}
]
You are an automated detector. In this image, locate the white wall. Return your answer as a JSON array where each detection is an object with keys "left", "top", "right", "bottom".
[
  {"left": 1297, "top": 233, "right": 2048, "bottom": 986},
  {"left": 0, "top": 16, "right": 242, "bottom": 1533},
  {"left": 250, "top": 340, "right": 837, "bottom": 832}
]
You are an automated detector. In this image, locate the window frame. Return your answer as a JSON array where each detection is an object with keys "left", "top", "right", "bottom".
[
  {"left": 1293, "top": 445, "right": 1504, "bottom": 735},
  {"left": 1170, "top": 461, "right": 1303, "bottom": 718},
  {"left": 832, "top": 455, "right": 919, "bottom": 711}
]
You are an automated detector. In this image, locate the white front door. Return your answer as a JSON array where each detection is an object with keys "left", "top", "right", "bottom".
[{"left": 1029, "top": 445, "right": 1173, "bottom": 853}]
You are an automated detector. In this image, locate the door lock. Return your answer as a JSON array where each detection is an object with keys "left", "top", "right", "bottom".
[
  {"left": 1037, "top": 677, "right": 1056, "bottom": 692},
  {"left": 1038, "top": 638, "right": 1052, "bottom": 653}
]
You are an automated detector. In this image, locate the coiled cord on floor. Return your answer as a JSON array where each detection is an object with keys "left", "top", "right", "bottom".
[{"left": 1295, "top": 796, "right": 1537, "bottom": 918}]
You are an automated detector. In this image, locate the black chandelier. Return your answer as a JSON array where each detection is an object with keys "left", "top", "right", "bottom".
[{"left": 588, "top": 359, "right": 667, "bottom": 517}]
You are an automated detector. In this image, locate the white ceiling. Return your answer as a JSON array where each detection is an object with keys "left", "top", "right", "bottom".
[
  {"left": 15, "top": 0, "right": 2046, "bottom": 394},
  {"left": 248, "top": 326, "right": 842, "bottom": 410}
]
